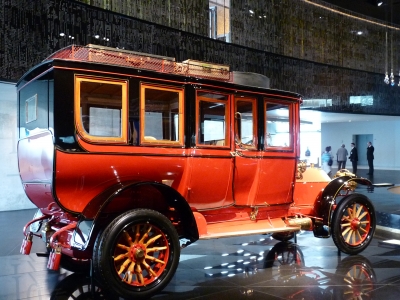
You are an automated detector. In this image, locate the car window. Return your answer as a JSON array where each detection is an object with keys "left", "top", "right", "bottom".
[
  {"left": 140, "top": 83, "right": 184, "bottom": 146},
  {"left": 75, "top": 75, "right": 128, "bottom": 144},
  {"left": 264, "top": 101, "right": 293, "bottom": 149},
  {"left": 196, "top": 91, "right": 230, "bottom": 147}
]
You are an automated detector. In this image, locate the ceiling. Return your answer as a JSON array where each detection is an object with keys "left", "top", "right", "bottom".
[
  {"left": 323, "top": 0, "right": 400, "bottom": 25},
  {"left": 300, "top": 110, "right": 400, "bottom": 128}
]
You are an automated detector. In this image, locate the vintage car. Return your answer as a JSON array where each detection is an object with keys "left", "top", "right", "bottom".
[{"left": 17, "top": 44, "right": 375, "bottom": 299}]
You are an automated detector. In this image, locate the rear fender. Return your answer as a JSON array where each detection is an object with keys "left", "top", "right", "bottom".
[
  {"left": 313, "top": 176, "right": 372, "bottom": 238},
  {"left": 71, "top": 181, "right": 199, "bottom": 250}
]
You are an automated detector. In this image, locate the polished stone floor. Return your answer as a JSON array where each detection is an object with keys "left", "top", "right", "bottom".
[{"left": 2, "top": 169, "right": 400, "bottom": 299}]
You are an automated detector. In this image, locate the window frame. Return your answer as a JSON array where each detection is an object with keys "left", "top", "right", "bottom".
[
  {"left": 195, "top": 91, "right": 231, "bottom": 148},
  {"left": 264, "top": 99, "right": 294, "bottom": 151},
  {"left": 139, "top": 82, "right": 185, "bottom": 146},
  {"left": 234, "top": 96, "right": 258, "bottom": 150},
  {"left": 74, "top": 74, "right": 128, "bottom": 144}
]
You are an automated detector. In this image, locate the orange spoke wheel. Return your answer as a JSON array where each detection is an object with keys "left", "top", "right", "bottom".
[
  {"left": 93, "top": 209, "right": 180, "bottom": 300},
  {"left": 113, "top": 223, "right": 170, "bottom": 286},
  {"left": 339, "top": 202, "right": 371, "bottom": 246},
  {"left": 332, "top": 194, "right": 376, "bottom": 255}
]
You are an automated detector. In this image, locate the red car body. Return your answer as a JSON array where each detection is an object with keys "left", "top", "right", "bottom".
[{"left": 16, "top": 44, "right": 376, "bottom": 299}]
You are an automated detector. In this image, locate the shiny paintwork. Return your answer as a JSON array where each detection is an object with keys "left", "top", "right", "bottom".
[
  {"left": 16, "top": 45, "right": 374, "bottom": 262},
  {"left": 15, "top": 45, "right": 377, "bottom": 300},
  {"left": 17, "top": 49, "right": 302, "bottom": 233}
]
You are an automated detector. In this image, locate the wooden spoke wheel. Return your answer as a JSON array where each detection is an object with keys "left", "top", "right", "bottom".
[
  {"left": 113, "top": 222, "right": 170, "bottom": 286},
  {"left": 332, "top": 194, "right": 376, "bottom": 255},
  {"left": 93, "top": 209, "right": 180, "bottom": 299}
]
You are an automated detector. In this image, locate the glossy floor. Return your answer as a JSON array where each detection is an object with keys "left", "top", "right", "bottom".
[
  {"left": 2, "top": 168, "right": 400, "bottom": 300},
  {"left": 2, "top": 214, "right": 400, "bottom": 300}
]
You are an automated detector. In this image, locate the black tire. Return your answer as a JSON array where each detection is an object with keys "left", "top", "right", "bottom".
[
  {"left": 331, "top": 194, "right": 376, "bottom": 255},
  {"left": 93, "top": 209, "right": 180, "bottom": 299},
  {"left": 272, "top": 231, "right": 295, "bottom": 242}
]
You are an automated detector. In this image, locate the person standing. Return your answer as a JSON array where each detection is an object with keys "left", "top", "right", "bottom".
[
  {"left": 336, "top": 144, "right": 348, "bottom": 170},
  {"left": 349, "top": 142, "right": 358, "bottom": 175},
  {"left": 367, "top": 141, "right": 374, "bottom": 175},
  {"left": 321, "top": 146, "right": 334, "bottom": 177},
  {"left": 305, "top": 147, "right": 311, "bottom": 157}
]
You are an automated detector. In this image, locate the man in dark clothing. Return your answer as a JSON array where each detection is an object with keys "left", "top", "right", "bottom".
[
  {"left": 349, "top": 142, "right": 358, "bottom": 175},
  {"left": 367, "top": 141, "right": 374, "bottom": 175}
]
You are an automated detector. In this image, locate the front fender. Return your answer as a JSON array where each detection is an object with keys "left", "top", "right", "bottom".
[
  {"left": 313, "top": 176, "right": 372, "bottom": 238},
  {"left": 71, "top": 180, "right": 199, "bottom": 250}
]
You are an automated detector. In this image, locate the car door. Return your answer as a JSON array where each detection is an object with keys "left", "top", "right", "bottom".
[
  {"left": 186, "top": 90, "right": 234, "bottom": 210},
  {"left": 233, "top": 96, "right": 298, "bottom": 207}
]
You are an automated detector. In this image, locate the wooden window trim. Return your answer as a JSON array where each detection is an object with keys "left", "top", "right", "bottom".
[
  {"left": 235, "top": 96, "right": 258, "bottom": 150},
  {"left": 140, "top": 83, "right": 185, "bottom": 146},
  {"left": 264, "top": 99, "right": 294, "bottom": 151},
  {"left": 195, "top": 92, "right": 231, "bottom": 148},
  {"left": 74, "top": 75, "right": 128, "bottom": 144}
]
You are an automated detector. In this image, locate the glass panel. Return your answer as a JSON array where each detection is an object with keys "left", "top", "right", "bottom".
[
  {"left": 265, "top": 102, "right": 291, "bottom": 148},
  {"left": 143, "top": 87, "right": 180, "bottom": 142},
  {"left": 80, "top": 80, "right": 122, "bottom": 138},
  {"left": 209, "top": 0, "right": 230, "bottom": 42},
  {"left": 197, "top": 92, "right": 228, "bottom": 146},
  {"left": 236, "top": 100, "right": 255, "bottom": 147},
  {"left": 25, "top": 94, "right": 37, "bottom": 123},
  {"left": 19, "top": 74, "right": 52, "bottom": 138}
]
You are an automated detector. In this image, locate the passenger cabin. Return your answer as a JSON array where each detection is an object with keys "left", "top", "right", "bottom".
[{"left": 17, "top": 44, "right": 302, "bottom": 229}]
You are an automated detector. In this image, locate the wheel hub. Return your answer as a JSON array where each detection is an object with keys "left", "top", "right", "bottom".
[
  {"left": 130, "top": 244, "right": 146, "bottom": 262},
  {"left": 350, "top": 218, "right": 360, "bottom": 230}
]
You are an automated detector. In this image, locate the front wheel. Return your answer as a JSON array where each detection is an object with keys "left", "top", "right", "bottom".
[
  {"left": 331, "top": 194, "right": 376, "bottom": 255},
  {"left": 93, "top": 209, "right": 180, "bottom": 299}
]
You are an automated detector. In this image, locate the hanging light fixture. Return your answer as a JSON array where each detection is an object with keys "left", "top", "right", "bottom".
[
  {"left": 391, "top": 29, "right": 395, "bottom": 86},
  {"left": 398, "top": 70, "right": 400, "bottom": 86},
  {"left": 385, "top": 31, "right": 390, "bottom": 84}
]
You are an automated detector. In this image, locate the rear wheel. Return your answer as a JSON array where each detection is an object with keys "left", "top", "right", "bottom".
[
  {"left": 93, "top": 209, "right": 180, "bottom": 299},
  {"left": 331, "top": 194, "right": 375, "bottom": 255}
]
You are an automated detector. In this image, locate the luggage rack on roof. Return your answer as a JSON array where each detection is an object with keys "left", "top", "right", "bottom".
[{"left": 44, "top": 44, "right": 232, "bottom": 82}]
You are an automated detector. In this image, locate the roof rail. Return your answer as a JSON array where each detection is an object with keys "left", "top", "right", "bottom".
[{"left": 44, "top": 44, "right": 232, "bottom": 82}]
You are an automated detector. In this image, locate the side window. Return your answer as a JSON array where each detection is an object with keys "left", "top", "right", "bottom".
[
  {"left": 196, "top": 91, "right": 230, "bottom": 147},
  {"left": 75, "top": 75, "right": 128, "bottom": 143},
  {"left": 235, "top": 97, "right": 257, "bottom": 149},
  {"left": 264, "top": 101, "right": 292, "bottom": 149},
  {"left": 140, "top": 83, "right": 184, "bottom": 145}
]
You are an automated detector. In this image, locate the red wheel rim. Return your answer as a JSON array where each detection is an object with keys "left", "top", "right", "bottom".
[
  {"left": 113, "top": 223, "right": 170, "bottom": 286},
  {"left": 340, "top": 203, "right": 371, "bottom": 246}
]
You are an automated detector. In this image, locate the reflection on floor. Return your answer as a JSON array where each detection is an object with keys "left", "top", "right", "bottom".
[
  {"left": 1, "top": 210, "right": 400, "bottom": 299},
  {"left": 1, "top": 169, "right": 400, "bottom": 299}
]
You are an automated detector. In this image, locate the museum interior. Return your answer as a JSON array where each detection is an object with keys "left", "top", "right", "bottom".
[{"left": 2, "top": 0, "right": 400, "bottom": 299}]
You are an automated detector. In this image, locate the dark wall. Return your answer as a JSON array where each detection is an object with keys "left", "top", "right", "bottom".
[{"left": 1, "top": 0, "right": 400, "bottom": 115}]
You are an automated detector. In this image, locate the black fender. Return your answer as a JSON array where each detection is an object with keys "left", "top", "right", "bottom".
[
  {"left": 313, "top": 176, "right": 373, "bottom": 238},
  {"left": 71, "top": 180, "right": 199, "bottom": 250}
]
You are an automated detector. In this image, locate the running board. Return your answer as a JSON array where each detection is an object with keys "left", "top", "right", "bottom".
[{"left": 193, "top": 212, "right": 301, "bottom": 239}]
